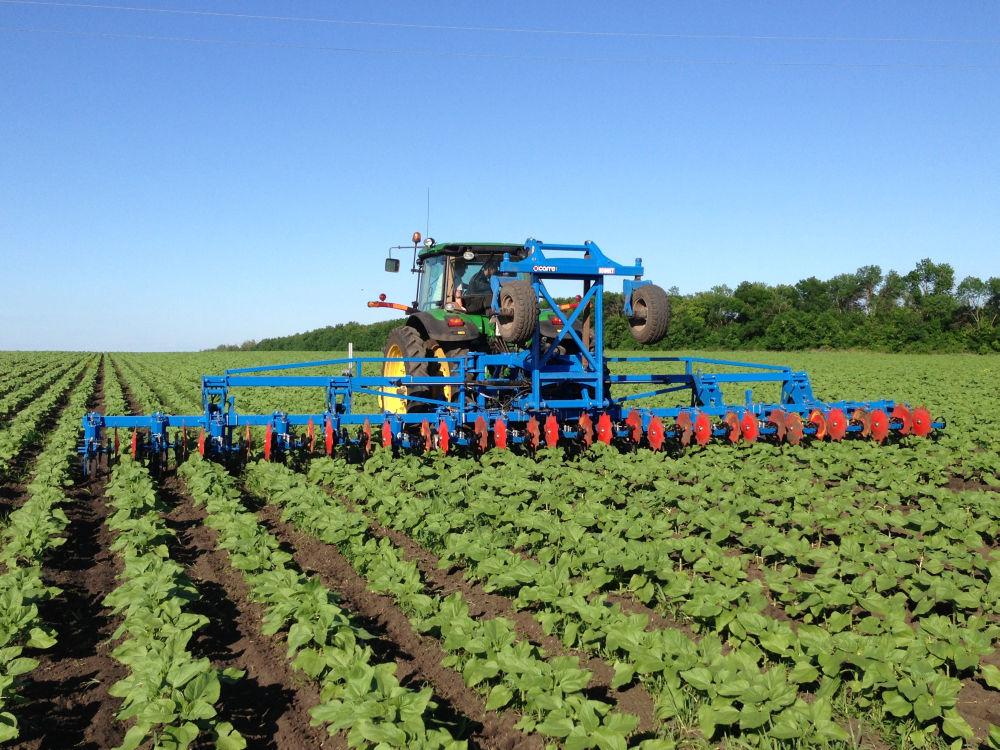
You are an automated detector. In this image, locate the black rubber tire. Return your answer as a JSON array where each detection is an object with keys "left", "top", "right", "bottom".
[
  {"left": 496, "top": 280, "right": 539, "bottom": 343},
  {"left": 382, "top": 326, "right": 432, "bottom": 413},
  {"left": 628, "top": 284, "right": 670, "bottom": 344}
]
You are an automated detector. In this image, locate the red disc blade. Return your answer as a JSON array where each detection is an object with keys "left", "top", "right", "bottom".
[
  {"left": 437, "top": 420, "right": 449, "bottom": 454},
  {"left": 694, "top": 412, "right": 712, "bottom": 446},
  {"left": 494, "top": 419, "right": 508, "bottom": 450},
  {"left": 740, "top": 412, "right": 759, "bottom": 443},
  {"left": 596, "top": 413, "right": 612, "bottom": 445},
  {"left": 891, "top": 404, "right": 912, "bottom": 436},
  {"left": 724, "top": 411, "right": 740, "bottom": 444},
  {"left": 625, "top": 410, "right": 643, "bottom": 443},
  {"left": 307, "top": 418, "right": 316, "bottom": 452},
  {"left": 362, "top": 418, "right": 372, "bottom": 456},
  {"left": 543, "top": 414, "right": 559, "bottom": 449},
  {"left": 421, "top": 419, "right": 432, "bottom": 452},
  {"left": 133, "top": 430, "right": 140, "bottom": 459},
  {"left": 768, "top": 409, "right": 787, "bottom": 442},
  {"left": 245, "top": 424, "right": 252, "bottom": 455},
  {"left": 578, "top": 413, "right": 593, "bottom": 448},
  {"left": 869, "top": 408, "right": 889, "bottom": 443},
  {"left": 676, "top": 412, "right": 693, "bottom": 447},
  {"left": 647, "top": 416, "right": 664, "bottom": 451},
  {"left": 263, "top": 423, "right": 273, "bottom": 462},
  {"left": 381, "top": 419, "right": 393, "bottom": 449},
  {"left": 852, "top": 408, "right": 871, "bottom": 437},
  {"left": 808, "top": 409, "right": 827, "bottom": 440},
  {"left": 324, "top": 416, "right": 334, "bottom": 455},
  {"left": 526, "top": 417, "right": 540, "bottom": 450},
  {"left": 912, "top": 406, "right": 932, "bottom": 438},
  {"left": 827, "top": 408, "right": 847, "bottom": 441},
  {"left": 474, "top": 415, "right": 488, "bottom": 453},
  {"left": 113, "top": 428, "right": 120, "bottom": 455},
  {"left": 785, "top": 412, "right": 804, "bottom": 446}
]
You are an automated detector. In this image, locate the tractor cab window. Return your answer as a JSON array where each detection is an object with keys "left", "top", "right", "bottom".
[{"left": 417, "top": 255, "right": 447, "bottom": 310}]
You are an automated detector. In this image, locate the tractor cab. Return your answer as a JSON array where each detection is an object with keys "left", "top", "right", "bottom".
[{"left": 415, "top": 242, "right": 526, "bottom": 315}]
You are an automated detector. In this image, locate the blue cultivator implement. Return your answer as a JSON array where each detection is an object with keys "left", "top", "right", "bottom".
[{"left": 79, "top": 238, "right": 942, "bottom": 475}]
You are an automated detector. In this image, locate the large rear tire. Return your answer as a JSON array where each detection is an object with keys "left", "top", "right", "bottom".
[
  {"left": 496, "top": 280, "right": 539, "bottom": 343},
  {"left": 629, "top": 284, "right": 670, "bottom": 344},
  {"left": 381, "top": 326, "right": 431, "bottom": 413}
]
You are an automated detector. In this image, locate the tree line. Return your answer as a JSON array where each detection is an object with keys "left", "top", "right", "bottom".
[{"left": 216, "top": 258, "right": 999, "bottom": 353}]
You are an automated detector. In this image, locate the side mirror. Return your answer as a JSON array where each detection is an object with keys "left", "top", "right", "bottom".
[{"left": 385, "top": 258, "right": 400, "bottom": 273}]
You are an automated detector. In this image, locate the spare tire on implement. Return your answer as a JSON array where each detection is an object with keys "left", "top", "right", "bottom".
[
  {"left": 380, "top": 326, "right": 432, "bottom": 413},
  {"left": 628, "top": 284, "right": 670, "bottom": 344},
  {"left": 496, "top": 280, "right": 539, "bottom": 343}
]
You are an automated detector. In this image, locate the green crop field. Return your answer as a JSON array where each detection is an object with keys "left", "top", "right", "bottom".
[{"left": 0, "top": 350, "right": 998, "bottom": 750}]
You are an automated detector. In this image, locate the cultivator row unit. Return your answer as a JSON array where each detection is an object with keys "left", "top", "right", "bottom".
[{"left": 79, "top": 238, "right": 942, "bottom": 475}]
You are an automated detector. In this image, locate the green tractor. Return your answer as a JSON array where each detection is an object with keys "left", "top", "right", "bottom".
[{"left": 371, "top": 233, "right": 670, "bottom": 413}]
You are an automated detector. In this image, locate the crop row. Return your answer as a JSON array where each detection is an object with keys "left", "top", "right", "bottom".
[
  {"left": 178, "top": 456, "right": 466, "bottom": 749},
  {"left": 0, "top": 356, "right": 99, "bottom": 742},
  {"left": 0, "top": 356, "right": 80, "bottom": 419},
  {"left": 102, "top": 458, "right": 245, "bottom": 749},
  {"left": 0, "top": 353, "right": 78, "bottom": 399},
  {"left": 0, "top": 356, "right": 92, "bottom": 481}
]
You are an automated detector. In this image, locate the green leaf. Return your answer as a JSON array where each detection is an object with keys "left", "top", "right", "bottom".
[
  {"left": 913, "top": 694, "right": 940, "bottom": 723},
  {"left": 536, "top": 713, "right": 574, "bottom": 738},
  {"left": 941, "top": 709, "right": 974, "bottom": 741},
  {"left": 987, "top": 724, "right": 1000, "bottom": 750},
  {"left": 980, "top": 664, "right": 1000, "bottom": 690},
  {"left": 611, "top": 662, "right": 635, "bottom": 690},
  {"left": 26, "top": 627, "right": 56, "bottom": 649},
  {"left": 485, "top": 684, "right": 514, "bottom": 711},
  {"left": 215, "top": 722, "right": 247, "bottom": 750},
  {"left": 883, "top": 691, "right": 912, "bottom": 718},
  {"left": 680, "top": 667, "right": 713, "bottom": 692},
  {"left": 789, "top": 662, "right": 819, "bottom": 684},
  {"left": 698, "top": 703, "right": 739, "bottom": 739},
  {"left": 739, "top": 706, "right": 770, "bottom": 730},
  {"left": 0, "top": 712, "right": 19, "bottom": 743}
]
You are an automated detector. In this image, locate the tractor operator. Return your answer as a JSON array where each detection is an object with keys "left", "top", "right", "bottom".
[{"left": 454, "top": 257, "right": 499, "bottom": 314}]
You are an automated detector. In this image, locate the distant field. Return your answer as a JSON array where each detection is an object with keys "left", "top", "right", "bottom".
[{"left": 0, "top": 350, "right": 997, "bottom": 749}]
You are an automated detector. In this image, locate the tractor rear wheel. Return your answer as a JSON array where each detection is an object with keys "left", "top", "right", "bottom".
[
  {"left": 381, "top": 326, "right": 432, "bottom": 413},
  {"left": 430, "top": 346, "right": 469, "bottom": 404},
  {"left": 628, "top": 284, "right": 670, "bottom": 344},
  {"left": 496, "top": 280, "right": 539, "bottom": 343}
]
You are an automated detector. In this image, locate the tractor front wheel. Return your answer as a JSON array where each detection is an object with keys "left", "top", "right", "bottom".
[{"left": 381, "top": 326, "right": 432, "bottom": 413}]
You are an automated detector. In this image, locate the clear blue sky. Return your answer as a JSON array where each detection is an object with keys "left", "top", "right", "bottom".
[{"left": 1, "top": 1, "right": 997, "bottom": 351}]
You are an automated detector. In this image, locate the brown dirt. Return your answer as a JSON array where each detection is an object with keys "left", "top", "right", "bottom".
[
  {"left": 161, "top": 477, "right": 334, "bottom": 750},
  {"left": 947, "top": 475, "right": 1000, "bottom": 494},
  {"left": 956, "top": 652, "right": 1000, "bottom": 743},
  {"left": 956, "top": 679, "right": 1000, "bottom": 744},
  {"left": 254, "top": 501, "right": 539, "bottom": 750}
]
